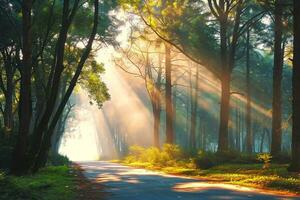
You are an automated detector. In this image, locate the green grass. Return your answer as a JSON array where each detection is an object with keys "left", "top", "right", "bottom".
[
  {"left": 0, "top": 166, "right": 76, "bottom": 200},
  {"left": 119, "top": 145, "right": 300, "bottom": 195},
  {"left": 198, "top": 164, "right": 300, "bottom": 194},
  {"left": 121, "top": 161, "right": 300, "bottom": 194}
]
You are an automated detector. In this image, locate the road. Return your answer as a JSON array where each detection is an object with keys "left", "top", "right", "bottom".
[{"left": 77, "top": 161, "right": 299, "bottom": 200}]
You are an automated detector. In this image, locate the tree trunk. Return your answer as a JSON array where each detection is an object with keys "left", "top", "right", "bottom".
[
  {"left": 202, "top": 122, "right": 206, "bottom": 151},
  {"left": 153, "top": 106, "right": 161, "bottom": 148},
  {"left": 271, "top": 0, "right": 284, "bottom": 158},
  {"left": 218, "top": 70, "right": 230, "bottom": 152},
  {"left": 3, "top": 53, "right": 14, "bottom": 136},
  {"left": 260, "top": 129, "right": 266, "bottom": 153},
  {"left": 217, "top": 11, "right": 230, "bottom": 151},
  {"left": 245, "top": 27, "right": 253, "bottom": 153},
  {"left": 235, "top": 101, "right": 241, "bottom": 151},
  {"left": 289, "top": 0, "right": 300, "bottom": 172},
  {"left": 28, "top": 0, "right": 80, "bottom": 170},
  {"left": 165, "top": 43, "right": 174, "bottom": 144},
  {"left": 11, "top": 0, "right": 33, "bottom": 175},
  {"left": 152, "top": 52, "right": 162, "bottom": 148},
  {"left": 190, "top": 66, "right": 198, "bottom": 150},
  {"left": 32, "top": 0, "right": 99, "bottom": 171}
]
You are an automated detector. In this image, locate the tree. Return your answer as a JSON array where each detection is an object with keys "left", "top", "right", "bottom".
[
  {"left": 11, "top": 0, "right": 33, "bottom": 175},
  {"left": 289, "top": 0, "right": 300, "bottom": 172},
  {"left": 115, "top": 30, "right": 164, "bottom": 147},
  {"left": 165, "top": 43, "right": 174, "bottom": 144},
  {"left": 271, "top": 0, "right": 284, "bottom": 158},
  {"left": 245, "top": 27, "right": 253, "bottom": 153},
  {"left": 6, "top": 0, "right": 114, "bottom": 175},
  {"left": 189, "top": 64, "right": 199, "bottom": 151},
  {"left": 207, "top": 0, "right": 244, "bottom": 152}
]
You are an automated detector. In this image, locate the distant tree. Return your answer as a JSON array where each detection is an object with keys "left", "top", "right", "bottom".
[{"left": 115, "top": 29, "right": 164, "bottom": 147}]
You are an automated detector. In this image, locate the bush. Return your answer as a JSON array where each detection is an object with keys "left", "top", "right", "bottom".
[
  {"left": 215, "top": 151, "right": 241, "bottom": 163},
  {"left": 124, "top": 144, "right": 184, "bottom": 167},
  {"left": 232, "top": 153, "right": 259, "bottom": 164},
  {"left": 47, "top": 152, "right": 70, "bottom": 166},
  {"left": 257, "top": 153, "right": 272, "bottom": 169},
  {"left": 194, "top": 151, "right": 262, "bottom": 169},
  {"left": 194, "top": 151, "right": 217, "bottom": 169}
]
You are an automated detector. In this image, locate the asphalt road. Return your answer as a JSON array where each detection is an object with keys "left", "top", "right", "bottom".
[{"left": 77, "top": 161, "right": 299, "bottom": 200}]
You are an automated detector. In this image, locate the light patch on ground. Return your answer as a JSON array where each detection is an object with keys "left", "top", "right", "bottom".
[{"left": 173, "top": 182, "right": 256, "bottom": 192}]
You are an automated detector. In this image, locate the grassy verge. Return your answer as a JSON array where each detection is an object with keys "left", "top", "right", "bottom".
[
  {"left": 121, "top": 161, "right": 300, "bottom": 194},
  {"left": 118, "top": 145, "right": 300, "bottom": 195},
  {"left": 0, "top": 166, "right": 76, "bottom": 200}
]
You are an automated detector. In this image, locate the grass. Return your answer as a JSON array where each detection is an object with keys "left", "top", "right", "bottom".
[
  {"left": 0, "top": 166, "right": 76, "bottom": 200},
  {"left": 198, "top": 164, "right": 300, "bottom": 194},
  {"left": 121, "top": 161, "right": 300, "bottom": 194},
  {"left": 119, "top": 145, "right": 300, "bottom": 195}
]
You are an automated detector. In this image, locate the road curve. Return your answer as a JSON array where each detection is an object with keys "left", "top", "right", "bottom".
[{"left": 77, "top": 161, "right": 299, "bottom": 200}]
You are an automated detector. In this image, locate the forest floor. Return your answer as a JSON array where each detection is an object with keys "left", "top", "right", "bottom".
[
  {"left": 78, "top": 161, "right": 300, "bottom": 200},
  {"left": 117, "top": 161, "right": 300, "bottom": 196}
]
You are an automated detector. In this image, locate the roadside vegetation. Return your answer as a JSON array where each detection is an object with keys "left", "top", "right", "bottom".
[
  {"left": 120, "top": 144, "right": 300, "bottom": 194},
  {"left": 0, "top": 154, "right": 76, "bottom": 200}
]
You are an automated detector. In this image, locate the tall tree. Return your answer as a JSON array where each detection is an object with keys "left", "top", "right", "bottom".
[
  {"left": 245, "top": 27, "right": 253, "bottom": 153},
  {"left": 271, "top": 0, "right": 284, "bottom": 158},
  {"left": 208, "top": 0, "right": 244, "bottom": 152},
  {"left": 11, "top": 0, "right": 33, "bottom": 175},
  {"left": 165, "top": 43, "right": 174, "bottom": 144},
  {"left": 289, "top": 0, "right": 300, "bottom": 172},
  {"left": 190, "top": 64, "right": 199, "bottom": 150}
]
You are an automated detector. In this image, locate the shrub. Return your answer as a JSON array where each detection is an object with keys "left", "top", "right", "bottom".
[
  {"left": 162, "top": 144, "right": 182, "bottom": 160},
  {"left": 194, "top": 151, "right": 262, "bottom": 169},
  {"left": 124, "top": 144, "right": 184, "bottom": 167},
  {"left": 215, "top": 151, "right": 240, "bottom": 163},
  {"left": 194, "top": 151, "right": 217, "bottom": 169},
  {"left": 232, "top": 153, "right": 259, "bottom": 164},
  {"left": 128, "top": 145, "right": 145, "bottom": 160},
  {"left": 47, "top": 152, "right": 70, "bottom": 166},
  {"left": 257, "top": 153, "right": 272, "bottom": 169}
]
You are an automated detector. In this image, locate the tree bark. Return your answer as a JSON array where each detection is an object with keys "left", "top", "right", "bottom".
[
  {"left": 271, "top": 0, "right": 284, "bottom": 158},
  {"left": 11, "top": 0, "right": 33, "bottom": 175},
  {"left": 289, "top": 0, "right": 300, "bottom": 172},
  {"left": 245, "top": 27, "right": 253, "bottom": 153},
  {"left": 165, "top": 43, "right": 174, "bottom": 144},
  {"left": 218, "top": 70, "right": 230, "bottom": 152}
]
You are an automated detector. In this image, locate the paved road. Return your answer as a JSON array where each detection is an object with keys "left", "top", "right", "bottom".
[{"left": 77, "top": 161, "right": 299, "bottom": 200}]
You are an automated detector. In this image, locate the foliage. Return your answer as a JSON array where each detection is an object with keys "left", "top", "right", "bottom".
[
  {"left": 257, "top": 153, "right": 272, "bottom": 169},
  {"left": 0, "top": 166, "right": 76, "bottom": 200},
  {"left": 124, "top": 144, "right": 185, "bottom": 168},
  {"left": 194, "top": 151, "right": 259, "bottom": 169},
  {"left": 193, "top": 151, "right": 216, "bottom": 169},
  {"left": 47, "top": 153, "right": 70, "bottom": 166}
]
